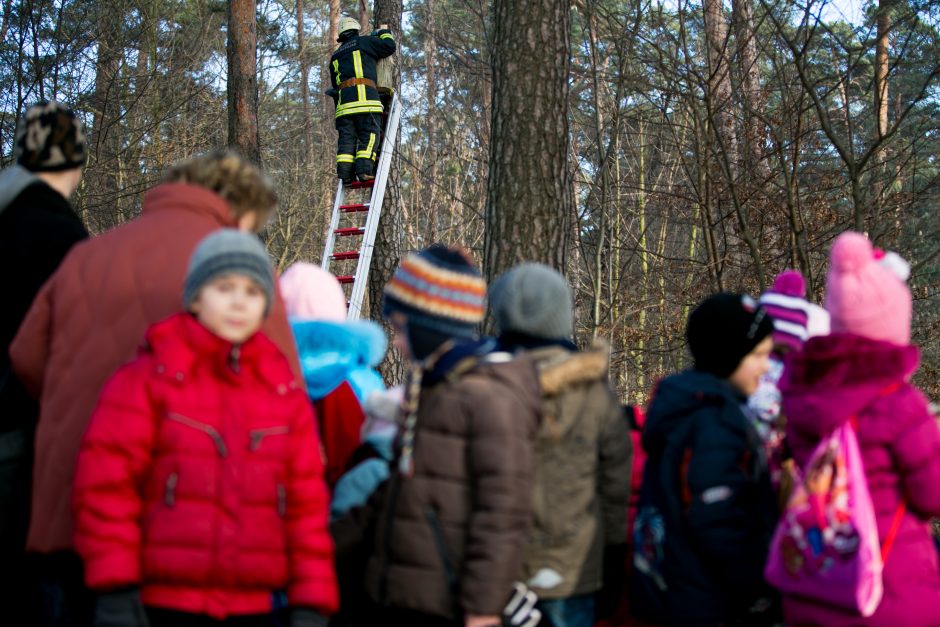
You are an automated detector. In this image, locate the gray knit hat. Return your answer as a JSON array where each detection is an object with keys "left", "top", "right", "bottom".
[
  {"left": 14, "top": 101, "right": 87, "bottom": 172},
  {"left": 183, "top": 229, "right": 275, "bottom": 315},
  {"left": 490, "top": 263, "right": 573, "bottom": 340}
]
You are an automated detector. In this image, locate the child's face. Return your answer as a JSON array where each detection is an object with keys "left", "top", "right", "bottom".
[
  {"left": 388, "top": 312, "right": 414, "bottom": 362},
  {"left": 190, "top": 273, "right": 267, "bottom": 344},
  {"left": 728, "top": 335, "right": 774, "bottom": 397}
]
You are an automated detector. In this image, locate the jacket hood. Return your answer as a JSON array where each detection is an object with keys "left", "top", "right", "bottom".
[
  {"left": 291, "top": 319, "right": 387, "bottom": 401},
  {"left": 532, "top": 341, "right": 610, "bottom": 396},
  {"left": 143, "top": 312, "right": 296, "bottom": 392},
  {"left": 643, "top": 369, "right": 744, "bottom": 455},
  {"left": 781, "top": 332, "right": 919, "bottom": 438},
  {"left": 141, "top": 183, "right": 238, "bottom": 227}
]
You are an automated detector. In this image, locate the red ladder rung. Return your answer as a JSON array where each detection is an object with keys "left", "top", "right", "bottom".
[
  {"left": 337, "top": 275, "right": 355, "bottom": 284},
  {"left": 332, "top": 251, "right": 360, "bottom": 261},
  {"left": 340, "top": 203, "right": 370, "bottom": 213},
  {"left": 348, "top": 180, "right": 374, "bottom": 189},
  {"left": 335, "top": 227, "right": 365, "bottom": 236}
]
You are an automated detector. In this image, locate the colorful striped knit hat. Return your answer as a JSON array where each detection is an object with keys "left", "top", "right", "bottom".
[
  {"left": 383, "top": 244, "right": 486, "bottom": 339},
  {"left": 758, "top": 270, "right": 811, "bottom": 352}
]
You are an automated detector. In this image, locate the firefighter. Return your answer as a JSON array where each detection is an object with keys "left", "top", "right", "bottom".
[{"left": 329, "top": 17, "right": 396, "bottom": 185}]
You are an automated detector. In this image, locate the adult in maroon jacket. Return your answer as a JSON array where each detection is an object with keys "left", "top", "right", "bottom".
[
  {"left": 72, "top": 230, "right": 337, "bottom": 626},
  {"left": 9, "top": 152, "right": 301, "bottom": 626}
]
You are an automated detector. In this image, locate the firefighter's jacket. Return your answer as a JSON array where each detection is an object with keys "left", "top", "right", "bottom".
[{"left": 329, "top": 29, "right": 396, "bottom": 119}]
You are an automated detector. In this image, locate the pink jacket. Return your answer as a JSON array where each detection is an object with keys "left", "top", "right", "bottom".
[{"left": 781, "top": 333, "right": 940, "bottom": 627}]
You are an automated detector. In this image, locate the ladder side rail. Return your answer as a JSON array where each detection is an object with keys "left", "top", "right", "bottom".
[
  {"left": 320, "top": 180, "right": 346, "bottom": 271},
  {"left": 347, "top": 94, "right": 402, "bottom": 320}
]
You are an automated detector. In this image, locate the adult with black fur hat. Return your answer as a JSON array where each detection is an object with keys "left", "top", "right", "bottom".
[
  {"left": 632, "top": 293, "right": 781, "bottom": 626},
  {"left": 0, "top": 100, "right": 89, "bottom": 626}
]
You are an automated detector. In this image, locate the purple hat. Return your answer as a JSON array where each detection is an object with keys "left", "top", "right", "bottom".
[{"left": 758, "top": 270, "right": 811, "bottom": 352}]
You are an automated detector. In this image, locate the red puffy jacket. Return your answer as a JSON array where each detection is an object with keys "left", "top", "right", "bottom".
[{"left": 73, "top": 313, "right": 338, "bottom": 619}]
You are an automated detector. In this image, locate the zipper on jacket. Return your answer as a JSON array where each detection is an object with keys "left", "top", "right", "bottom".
[
  {"left": 277, "top": 483, "right": 287, "bottom": 517},
  {"left": 164, "top": 472, "right": 178, "bottom": 507},
  {"left": 424, "top": 506, "right": 458, "bottom": 599},
  {"left": 249, "top": 426, "right": 290, "bottom": 451},
  {"left": 229, "top": 347, "right": 241, "bottom": 374},
  {"left": 167, "top": 413, "right": 229, "bottom": 458}
]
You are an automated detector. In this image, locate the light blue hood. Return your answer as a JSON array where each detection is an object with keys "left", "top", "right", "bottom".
[{"left": 290, "top": 318, "right": 387, "bottom": 401}]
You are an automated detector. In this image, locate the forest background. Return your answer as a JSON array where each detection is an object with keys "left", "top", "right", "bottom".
[{"left": 2, "top": 0, "right": 939, "bottom": 401}]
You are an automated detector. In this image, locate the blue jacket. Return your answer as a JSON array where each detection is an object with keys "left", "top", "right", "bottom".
[
  {"left": 632, "top": 370, "right": 778, "bottom": 626},
  {"left": 290, "top": 319, "right": 386, "bottom": 403}
]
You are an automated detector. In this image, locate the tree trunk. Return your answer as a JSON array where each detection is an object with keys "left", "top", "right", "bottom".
[
  {"left": 484, "top": 0, "right": 573, "bottom": 281},
  {"left": 296, "top": 0, "right": 313, "bottom": 164},
  {"left": 872, "top": 0, "right": 891, "bottom": 218},
  {"left": 731, "top": 0, "right": 768, "bottom": 181},
  {"left": 703, "top": 0, "right": 739, "bottom": 178},
  {"left": 227, "top": 0, "right": 260, "bottom": 164},
  {"left": 367, "top": 0, "right": 405, "bottom": 384},
  {"left": 87, "top": 1, "right": 124, "bottom": 232}
]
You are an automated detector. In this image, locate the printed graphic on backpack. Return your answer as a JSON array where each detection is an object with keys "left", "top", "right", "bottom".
[{"left": 764, "top": 421, "right": 883, "bottom": 616}]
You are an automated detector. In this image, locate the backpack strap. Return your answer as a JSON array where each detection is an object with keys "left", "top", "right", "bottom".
[
  {"left": 880, "top": 501, "right": 906, "bottom": 564},
  {"left": 849, "top": 382, "right": 907, "bottom": 565}
]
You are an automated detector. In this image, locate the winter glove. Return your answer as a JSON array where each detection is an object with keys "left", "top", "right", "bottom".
[
  {"left": 290, "top": 608, "right": 329, "bottom": 627},
  {"left": 595, "top": 543, "right": 628, "bottom": 620},
  {"left": 502, "top": 583, "right": 541, "bottom": 627},
  {"left": 94, "top": 588, "right": 149, "bottom": 627}
]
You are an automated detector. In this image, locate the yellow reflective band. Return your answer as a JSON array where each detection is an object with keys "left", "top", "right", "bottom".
[
  {"left": 380, "top": 33, "right": 393, "bottom": 40},
  {"left": 356, "top": 152, "right": 372, "bottom": 159},
  {"left": 332, "top": 60, "right": 341, "bottom": 86},
  {"left": 336, "top": 154, "right": 354, "bottom": 163},
  {"left": 365, "top": 132, "right": 376, "bottom": 156},
  {"left": 353, "top": 51, "right": 366, "bottom": 102},
  {"left": 335, "top": 101, "right": 385, "bottom": 117},
  {"left": 352, "top": 50, "right": 364, "bottom": 79}
]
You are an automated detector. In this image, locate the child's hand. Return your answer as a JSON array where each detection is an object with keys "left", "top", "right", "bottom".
[{"left": 465, "top": 615, "right": 500, "bottom": 627}]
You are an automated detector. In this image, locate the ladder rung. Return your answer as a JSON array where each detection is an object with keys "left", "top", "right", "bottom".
[
  {"left": 332, "top": 251, "right": 360, "bottom": 261},
  {"left": 340, "top": 203, "right": 370, "bottom": 213},
  {"left": 337, "top": 275, "right": 355, "bottom": 284},
  {"left": 335, "top": 227, "right": 365, "bottom": 236},
  {"left": 348, "top": 180, "right": 374, "bottom": 189}
]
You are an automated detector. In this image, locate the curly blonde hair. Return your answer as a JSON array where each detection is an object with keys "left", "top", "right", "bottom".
[{"left": 163, "top": 151, "right": 277, "bottom": 228}]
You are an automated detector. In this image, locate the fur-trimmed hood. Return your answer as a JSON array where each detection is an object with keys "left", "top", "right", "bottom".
[{"left": 532, "top": 341, "right": 611, "bottom": 396}]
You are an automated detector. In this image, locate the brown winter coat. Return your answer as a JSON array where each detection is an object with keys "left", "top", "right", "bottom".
[
  {"left": 9, "top": 183, "right": 300, "bottom": 555},
  {"left": 521, "top": 343, "right": 632, "bottom": 599},
  {"left": 364, "top": 350, "right": 541, "bottom": 620}
]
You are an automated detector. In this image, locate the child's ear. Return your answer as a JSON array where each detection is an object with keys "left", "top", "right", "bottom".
[{"left": 189, "top": 296, "right": 202, "bottom": 315}]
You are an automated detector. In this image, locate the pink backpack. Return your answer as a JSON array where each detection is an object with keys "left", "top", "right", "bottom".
[{"left": 765, "top": 390, "right": 905, "bottom": 616}]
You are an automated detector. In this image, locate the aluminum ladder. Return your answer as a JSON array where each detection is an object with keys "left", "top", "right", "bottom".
[{"left": 321, "top": 92, "right": 402, "bottom": 321}]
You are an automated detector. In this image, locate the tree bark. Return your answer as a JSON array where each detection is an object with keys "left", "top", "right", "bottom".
[
  {"left": 484, "top": 0, "right": 573, "bottom": 281},
  {"left": 703, "top": 0, "right": 739, "bottom": 178},
  {"left": 296, "top": 0, "right": 313, "bottom": 164},
  {"left": 227, "top": 0, "right": 260, "bottom": 164},
  {"left": 872, "top": 0, "right": 891, "bottom": 218},
  {"left": 731, "top": 0, "right": 768, "bottom": 181},
  {"left": 87, "top": 1, "right": 124, "bottom": 231},
  {"left": 367, "top": 0, "right": 405, "bottom": 384}
]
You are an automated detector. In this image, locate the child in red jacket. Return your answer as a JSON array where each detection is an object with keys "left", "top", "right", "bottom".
[{"left": 72, "top": 230, "right": 338, "bottom": 627}]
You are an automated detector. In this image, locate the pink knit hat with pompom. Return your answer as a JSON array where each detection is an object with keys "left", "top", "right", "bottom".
[
  {"left": 279, "top": 262, "right": 347, "bottom": 321},
  {"left": 824, "top": 231, "right": 911, "bottom": 345}
]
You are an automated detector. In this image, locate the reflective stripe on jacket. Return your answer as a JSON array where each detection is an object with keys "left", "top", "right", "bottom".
[{"left": 329, "top": 29, "right": 396, "bottom": 118}]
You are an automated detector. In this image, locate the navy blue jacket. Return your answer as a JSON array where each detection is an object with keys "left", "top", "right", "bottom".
[{"left": 632, "top": 370, "right": 777, "bottom": 626}]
